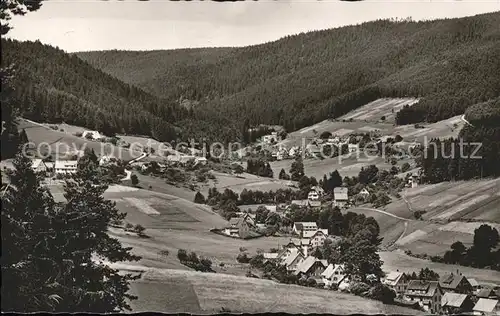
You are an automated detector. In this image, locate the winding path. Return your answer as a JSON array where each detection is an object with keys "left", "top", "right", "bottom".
[{"left": 355, "top": 207, "right": 410, "bottom": 221}]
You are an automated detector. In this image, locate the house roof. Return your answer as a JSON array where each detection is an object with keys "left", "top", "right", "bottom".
[
  {"left": 384, "top": 271, "right": 404, "bottom": 287},
  {"left": 439, "top": 273, "right": 470, "bottom": 290},
  {"left": 294, "top": 222, "right": 317, "bottom": 228},
  {"left": 321, "top": 264, "right": 345, "bottom": 279},
  {"left": 54, "top": 160, "right": 78, "bottom": 169},
  {"left": 291, "top": 200, "right": 310, "bottom": 207},
  {"left": 477, "top": 288, "right": 497, "bottom": 298},
  {"left": 333, "top": 187, "right": 349, "bottom": 201},
  {"left": 283, "top": 249, "right": 303, "bottom": 267},
  {"left": 406, "top": 280, "right": 440, "bottom": 297},
  {"left": 441, "top": 292, "right": 468, "bottom": 308},
  {"left": 303, "top": 229, "right": 328, "bottom": 239},
  {"left": 469, "top": 278, "right": 480, "bottom": 287},
  {"left": 263, "top": 253, "right": 279, "bottom": 260},
  {"left": 309, "top": 200, "right": 322, "bottom": 207},
  {"left": 473, "top": 299, "right": 499, "bottom": 313},
  {"left": 294, "top": 256, "right": 324, "bottom": 275}
]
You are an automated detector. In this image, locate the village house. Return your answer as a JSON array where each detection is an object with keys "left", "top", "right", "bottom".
[
  {"left": 359, "top": 188, "right": 370, "bottom": 198},
  {"left": 224, "top": 214, "right": 256, "bottom": 238},
  {"left": 321, "top": 264, "right": 347, "bottom": 288},
  {"left": 31, "top": 159, "right": 48, "bottom": 174},
  {"left": 304, "top": 229, "right": 329, "bottom": 246},
  {"left": 54, "top": 160, "right": 78, "bottom": 175},
  {"left": 293, "top": 256, "right": 328, "bottom": 278},
  {"left": 262, "top": 132, "right": 279, "bottom": 144},
  {"left": 441, "top": 292, "right": 474, "bottom": 315},
  {"left": 293, "top": 222, "right": 318, "bottom": 235},
  {"left": 473, "top": 298, "right": 500, "bottom": 316},
  {"left": 307, "top": 186, "right": 325, "bottom": 201},
  {"left": 280, "top": 248, "right": 305, "bottom": 272},
  {"left": 289, "top": 238, "right": 312, "bottom": 256},
  {"left": 333, "top": 187, "right": 349, "bottom": 208},
  {"left": 81, "top": 130, "right": 103, "bottom": 140},
  {"left": 439, "top": 272, "right": 473, "bottom": 295},
  {"left": 404, "top": 280, "right": 444, "bottom": 314},
  {"left": 383, "top": 271, "right": 410, "bottom": 297},
  {"left": 348, "top": 143, "right": 359, "bottom": 153}
]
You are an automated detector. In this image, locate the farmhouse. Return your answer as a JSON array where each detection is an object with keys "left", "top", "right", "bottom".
[
  {"left": 439, "top": 273, "right": 473, "bottom": 295},
  {"left": 304, "top": 230, "right": 329, "bottom": 246},
  {"left": 262, "top": 132, "right": 279, "bottom": 144},
  {"left": 404, "top": 280, "right": 444, "bottom": 314},
  {"left": 31, "top": 159, "right": 48, "bottom": 173},
  {"left": 359, "top": 188, "right": 370, "bottom": 197},
  {"left": 473, "top": 298, "right": 500, "bottom": 315},
  {"left": 307, "top": 186, "right": 325, "bottom": 201},
  {"left": 81, "top": 130, "right": 103, "bottom": 140},
  {"left": 293, "top": 222, "right": 318, "bottom": 235},
  {"left": 281, "top": 248, "right": 305, "bottom": 272},
  {"left": 293, "top": 256, "right": 328, "bottom": 278},
  {"left": 383, "top": 271, "right": 410, "bottom": 297},
  {"left": 441, "top": 292, "right": 474, "bottom": 314},
  {"left": 321, "top": 264, "right": 347, "bottom": 288},
  {"left": 54, "top": 160, "right": 78, "bottom": 175},
  {"left": 224, "top": 214, "right": 256, "bottom": 238},
  {"left": 333, "top": 187, "right": 349, "bottom": 208}
]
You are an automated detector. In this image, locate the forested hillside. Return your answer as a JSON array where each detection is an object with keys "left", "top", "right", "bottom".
[
  {"left": 78, "top": 12, "right": 500, "bottom": 132},
  {"left": 421, "top": 97, "right": 500, "bottom": 183}
]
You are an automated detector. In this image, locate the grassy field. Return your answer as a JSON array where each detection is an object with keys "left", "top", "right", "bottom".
[
  {"left": 124, "top": 267, "right": 424, "bottom": 314},
  {"left": 49, "top": 184, "right": 291, "bottom": 275}
]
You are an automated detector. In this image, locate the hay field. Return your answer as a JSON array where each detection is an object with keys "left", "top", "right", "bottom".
[
  {"left": 403, "top": 178, "right": 500, "bottom": 222},
  {"left": 126, "top": 267, "right": 423, "bottom": 314}
]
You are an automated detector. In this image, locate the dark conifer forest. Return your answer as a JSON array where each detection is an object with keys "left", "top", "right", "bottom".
[
  {"left": 3, "top": 12, "right": 500, "bottom": 145},
  {"left": 78, "top": 12, "right": 499, "bottom": 132}
]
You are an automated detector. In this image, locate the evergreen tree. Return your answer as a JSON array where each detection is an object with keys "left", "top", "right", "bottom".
[
  {"left": 2, "top": 148, "right": 142, "bottom": 312},
  {"left": 194, "top": 191, "right": 206, "bottom": 204},
  {"left": 290, "top": 156, "right": 305, "bottom": 181}
]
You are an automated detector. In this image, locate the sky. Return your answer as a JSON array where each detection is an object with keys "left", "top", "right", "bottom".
[{"left": 6, "top": 0, "right": 500, "bottom": 52}]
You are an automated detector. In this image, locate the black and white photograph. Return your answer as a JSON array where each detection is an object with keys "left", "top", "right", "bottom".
[{"left": 1, "top": 0, "right": 500, "bottom": 314}]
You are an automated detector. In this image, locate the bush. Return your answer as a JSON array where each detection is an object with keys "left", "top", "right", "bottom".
[
  {"left": 237, "top": 253, "right": 251, "bottom": 263},
  {"left": 125, "top": 223, "right": 134, "bottom": 231},
  {"left": 134, "top": 224, "right": 146, "bottom": 237},
  {"left": 177, "top": 249, "right": 188, "bottom": 262},
  {"left": 74, "top": 131, "right": 83, "bottom": 137},
  {"left": 368, "top": 283, "right": 396, "bottom": 304},
  {"left": 131, "top": 174, "right": 139, "bottom": 186},
  {"left": 349, "top": 282, "right": 371, "bottom": 295}
]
